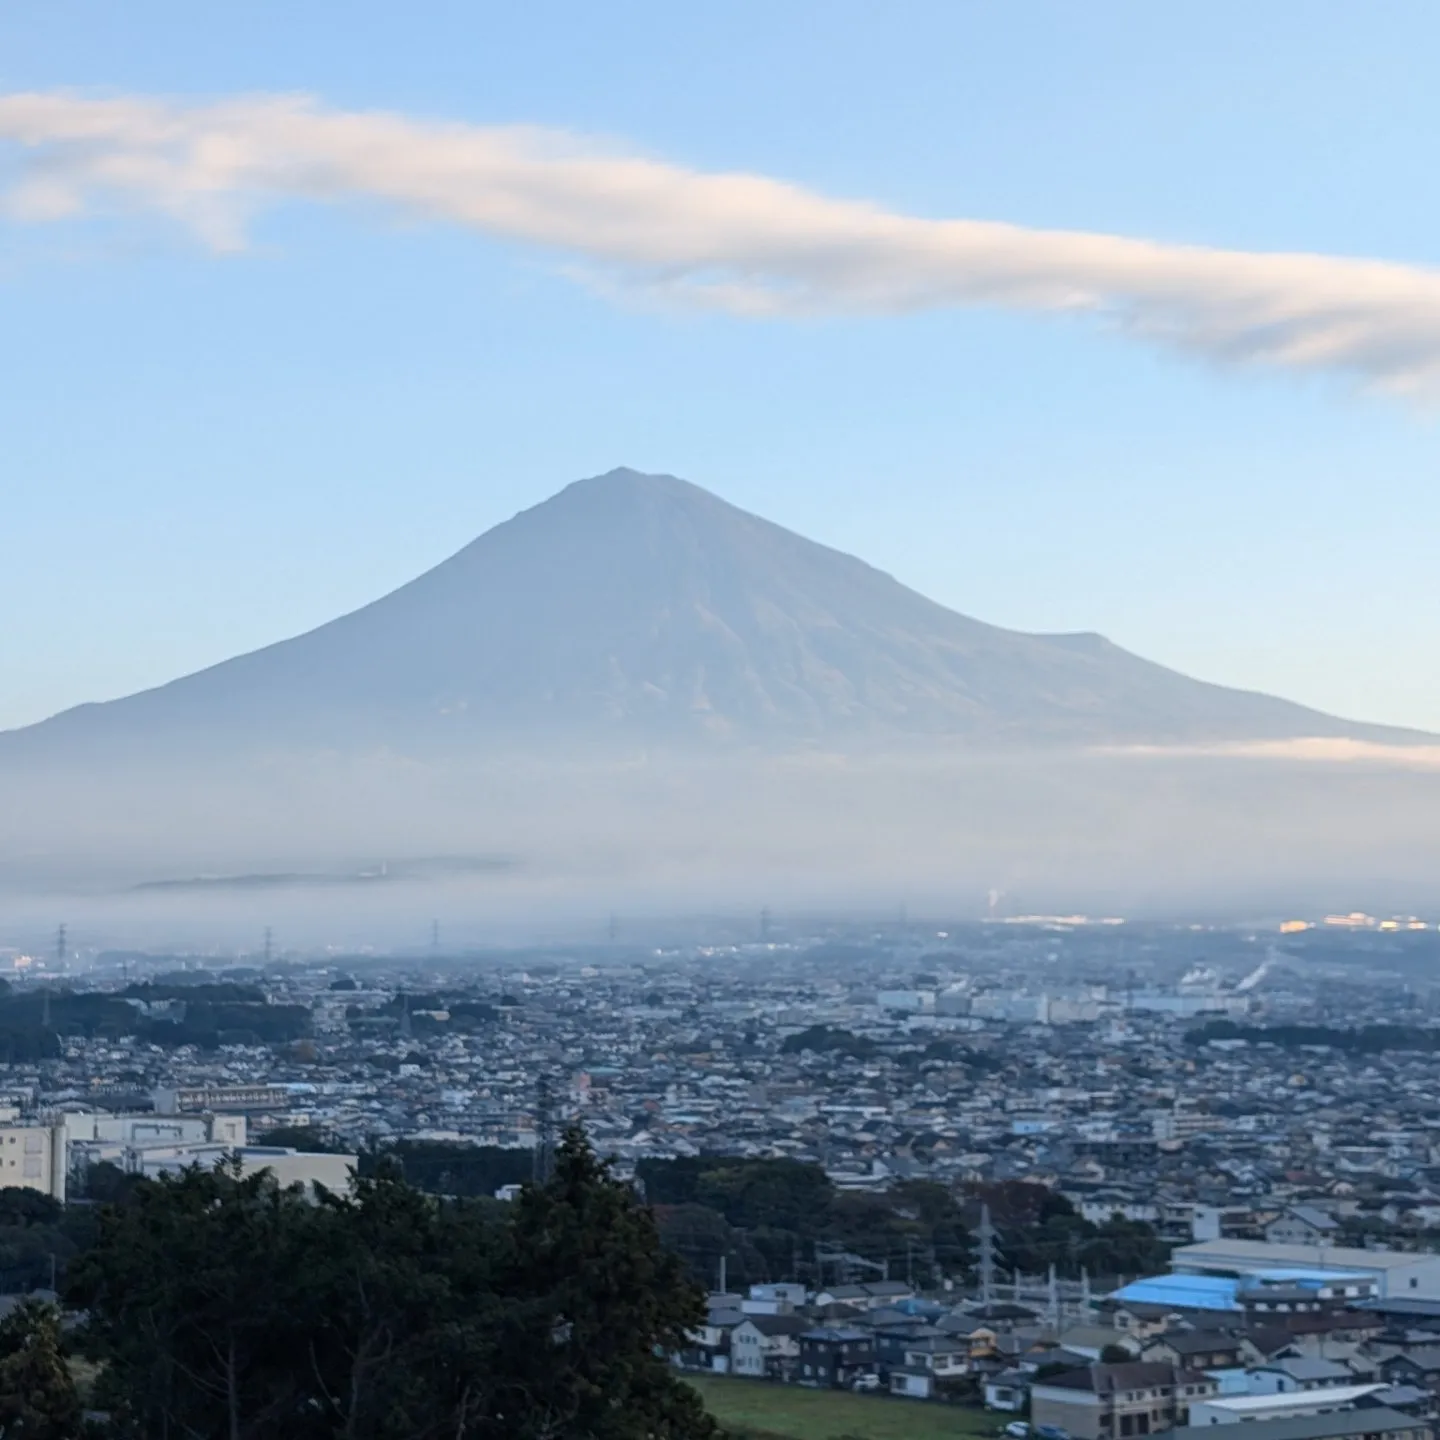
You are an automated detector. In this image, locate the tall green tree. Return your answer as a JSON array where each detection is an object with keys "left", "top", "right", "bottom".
[
  {"left": 68, "top": 1132, "right": 719, "bottom": 1440},
  {"left": 0, "top": 1299, "right": 83, "bottom": 1440},
  {"left": 500, "top": 1127, "right": 717, "bottom": 1440}
]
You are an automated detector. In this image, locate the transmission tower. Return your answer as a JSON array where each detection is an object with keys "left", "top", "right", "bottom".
[
  {"left": 54, "top": 925, "right": 67, "bottom": 971},
  {"left": 978, "top": 1202, "right": 997, "bottom": 1306},
  {"left": 263, "top": 927, "right": 274, "bottom": 967}
]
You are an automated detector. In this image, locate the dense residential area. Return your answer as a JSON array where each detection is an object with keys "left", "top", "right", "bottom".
[{"left": 0, "top": 917, "right": 1436, "bottom": 1436}]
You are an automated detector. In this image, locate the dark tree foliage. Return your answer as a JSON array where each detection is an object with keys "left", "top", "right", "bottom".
[
  {"left": 0, "top": 1299, "right": 82, "bottom": 1440},
  {"left": 639, "top": 1156, "right": 974, "bottom": 1288},
  {"left": 123, "top": 981, "right": 267, "bottom": 1004},
  {"left": 71, "top": 1162, "right": 142, "bottom": 1207},
  {"left": 66, "top": 1128, "right": 713, "bottom": 1440},
  {"left": 0, "top": 1187, "right": 93, "bottom": 1293},
  {"left": 778, "top": 1025, "right": 877, "bottom": 1059},
  {"left": 0, "top": 986, "right": 311, "bottom": 1052},
  {"left": 360, "top": 1140, "right": 533, "bottom": 1197},
  {"left": 1187, "top": 1018, "right": 1440, "bottom": 1053},
  {"left": 254, "top": 1127, "right": 350, "bottom": 1154},
  {"left": 964, "top": 1181, "right": 1170, "bottom": 1277},
  {"left": 499, "top": 1130, "right": 718, "bottom": 1440}
]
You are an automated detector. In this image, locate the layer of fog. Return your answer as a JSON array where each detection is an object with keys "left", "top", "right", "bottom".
[{"left": 2, "top": 746, "right": 1438, "bottom": 949}]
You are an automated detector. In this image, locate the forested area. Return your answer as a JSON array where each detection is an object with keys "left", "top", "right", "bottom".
[
  {"left": 0, "top": 978, "right": 311, "bottom": 1055},
  {"left": 635, "top": 1157, "right": 1168, "bottom": 1288},
  {"left": 1, "top": 1128, "right": 716, "bottom": 1440},
  {"left": 1187, "top": 1018, "right": 1440, "bottom": 1053}
]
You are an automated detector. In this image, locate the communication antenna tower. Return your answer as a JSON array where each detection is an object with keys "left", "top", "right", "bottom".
[{"left": 533, "top": 1075, "right": 556, "bottom": 1184}]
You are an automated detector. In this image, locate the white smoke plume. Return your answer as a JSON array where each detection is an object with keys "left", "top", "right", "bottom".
[{"left": 6, "top": 90, "right": 1440, "bottom": 391}]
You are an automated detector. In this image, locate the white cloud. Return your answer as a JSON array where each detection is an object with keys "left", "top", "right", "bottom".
[{"left": 6, "top": 90, "right": 1440, "bottom": 389}]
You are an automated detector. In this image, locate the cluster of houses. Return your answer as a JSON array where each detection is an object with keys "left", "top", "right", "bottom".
[{"left": 677, "top": 1238, "right": 1440, "bottom": 1440}]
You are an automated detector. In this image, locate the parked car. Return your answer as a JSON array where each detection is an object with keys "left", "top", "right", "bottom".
[
  {"left": 1005, "top": 1424, "right": 1032, "bottom": 1439},
  {"left": 1035, "top": 1426, "right": 1070, "bottom": 1440},
  {"left": 851, "top": 1373, "right": 882, "bottom": 1392}
]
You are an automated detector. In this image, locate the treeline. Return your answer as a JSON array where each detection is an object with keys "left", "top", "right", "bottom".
[
  {"left": 968, "top": 1179, "right": 1172, "bottom": 1278},
  {"left": 0, "top": 1188, "right": 96, "bottom": 1294},
  {"left": 638, "top": 1155, "right": 972, "bottom": 1289},
  {"left": 7, "top": 1129, "right": 716, "bottom": 1440},
  {"left": 366, "top": 1148, "right": 1167, "bottom": 1288},
  {"left": 0, "top": 985, "right": 311, "bottom": 1053},
  {"left": 359, "top": 1139, "right": 535, "bottom": 1196},
  {"left": 779, "top": 1024, "right": 1003, "bottom": 1071},
  {"left": 1188, "top": 1019, "right": 1440, "bottom": 1053}
]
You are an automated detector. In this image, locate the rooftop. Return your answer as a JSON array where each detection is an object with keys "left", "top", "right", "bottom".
[
  {"left": 1170, "top": 1407, "right": 1420, "bottom": 1440},
  {"left": 1174, "top": 1240, "right": 1432, "bottom": 1272},
  {"left": 1112, "top": 1274, "right": 1241, "bottom": 1312},
  {"left": 1196, "top": 1385, "right": 1384, "bottom": 1416}
]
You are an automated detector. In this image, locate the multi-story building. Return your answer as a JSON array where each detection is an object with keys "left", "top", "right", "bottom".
[
  {"left": 1031, "top": 1362, "right": 1218, "bottom": 1440},
  {"left": 0, "top": 1124, "right": 67, "bottom": 1202}
]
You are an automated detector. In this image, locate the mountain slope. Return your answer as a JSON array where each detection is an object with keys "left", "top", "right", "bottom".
[{"left": 2, "top": 468, "right": 1425, "bottom": 757}]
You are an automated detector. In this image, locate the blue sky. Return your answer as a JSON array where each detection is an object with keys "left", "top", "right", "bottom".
[{"left": 4, "top": 1, "right": 1439, "bottom": 731}]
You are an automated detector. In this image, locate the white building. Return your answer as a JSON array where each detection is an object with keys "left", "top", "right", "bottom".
[
  {"left": 65, "top": 1111, "right": 247, "bottom": 1184},
  {"left": 133, "top": 1144, "right": 356, "bottom": 1197},
  {"left": 1171, "top": 1239, "right": 1440, "bottom": 1300},
  {"left": 152, "top": 1084, "right": 292, "bottom": 1114},
  {"left": 1187, "top": 1385, "right": 1383, "bottom": 1426},
  {"left": 0, "top": 1124, "right": 67, "bottom": 1202}
]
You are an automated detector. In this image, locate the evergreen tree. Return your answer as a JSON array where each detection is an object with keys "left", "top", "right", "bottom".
[
  {"left": 0, "top": 1299, "right": 83, "bottom": 1440},
  {"left": 500, "top": 1126, "right": 717, "bottom": 1440},
  {"left": 67, "top": 1131, "right": 720, "bottom": 1440}
]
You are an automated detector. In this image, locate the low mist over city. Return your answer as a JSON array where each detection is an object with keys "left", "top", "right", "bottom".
[{"left": 3, "top": 6, "right": 1440, "bottom": 1440}]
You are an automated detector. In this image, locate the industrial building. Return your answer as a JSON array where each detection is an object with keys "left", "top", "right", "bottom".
[{"left": 1171, "top": 1240, "right": 1440, "bottom": 1302}]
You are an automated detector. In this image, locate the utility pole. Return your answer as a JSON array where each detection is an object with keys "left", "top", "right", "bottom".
[{"left": 718, "top": 1253, "right": 727, "bottom": 1296}]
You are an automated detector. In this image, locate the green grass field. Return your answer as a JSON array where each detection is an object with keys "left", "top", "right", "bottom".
[{"left": 687, "top": 1374, "right": 1006, "bottom": 1440}]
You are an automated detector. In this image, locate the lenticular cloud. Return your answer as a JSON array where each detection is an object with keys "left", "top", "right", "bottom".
[{"left": 6, "top": 89, "right": 1440, "bottom": 392}]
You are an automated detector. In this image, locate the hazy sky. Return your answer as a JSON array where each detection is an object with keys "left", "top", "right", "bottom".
[{"left": 4, "top": 1, "right": 1440, "bottom": 732}]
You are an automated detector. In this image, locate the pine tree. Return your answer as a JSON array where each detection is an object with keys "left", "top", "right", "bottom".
[
  {"left": 0, "top": 1299, "right": 82, "bottom": 1440},
  {"left": 501, "top": 1125, "right": 719, "bottom": 1440},
  {"left": 68, "top": 1129, "right": 720, "bottom": 1438}
]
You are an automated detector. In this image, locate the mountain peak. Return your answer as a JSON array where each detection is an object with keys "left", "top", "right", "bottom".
[
  {"left": 535, "top": 466, "right": 731, "bottom": 520},
  {"left": 2, "top": 468, "right": 1426, "bottom": 758}
]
